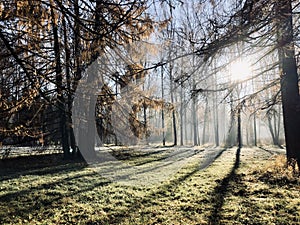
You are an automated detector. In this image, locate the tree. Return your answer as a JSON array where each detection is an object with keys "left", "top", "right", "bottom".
[
  {"left": 276, "top": 0, "right": 300, "bottom": 168},
  {"left": 0, "top": 0, "right": 51, "bottom": 146},
  {"left": 0, "top": 0, "right": 157, "bottom": 160},
  {"left": 265, "top": 106, "right": 282, "bottom": 146}
]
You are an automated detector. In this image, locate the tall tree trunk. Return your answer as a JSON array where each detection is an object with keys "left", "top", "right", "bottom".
[
  {"left": 266, "top": 109, "right": 281, "bottom": 146},
  {"left": 184, "top": 93, "right": 188, "bottom": 144},
  {"left": 192, "top": 79, "right": 198, "bottom": 146},
  {"left": 143, "top": 103, "right": 148, "bottom": 144},
  {"left": 202, "top": 97, "right": 209, "bottom": 145},
  {"left": 276, "top": 105, "right": 282, "bottom": 146},
  {"left": 192, "top": 87, "right": 198, "bottom": 146},
  {"left": 212, "top": 60, "right": 219, "bottom": 146},
  {"left": 180, "top": 83, "right": 184, "bottom": 146},
  {"left": 276, "top": 0, "right": 300, "bottom": 168},
  {"left": 72, "top": 0, "right": 82, "bottom": 158},
  {"left": 143, "top": 82, "right": 149, "bottom": 145},
  {"left": 172, "top": 108, "right": 177, "bottom": 146},
  {"left": 213, "top": 90, "right": 219, "bottom": 146},
  {"left": 51, "top": 6, "right": 70, "bottom": 158},
  {"left": 253, "top": 112, "right": 257, "bottom": 146},
  {"left": 267, "top": 111, "right": 277, "bottom": 145},
  {"left": 226, "top": 94, "right": 236, "bottom": 147},
  {"left": 169, "top": 62, "right": 177, "bottom": 146},
  {"left": 62, "top": 16, "right": 77, "bottom": 155},
  {"left": 237, "top": 106, "right": 242, "bottom": 148},
  {"left": 161, "top": 66, "right": 166, "bottom": 146}
]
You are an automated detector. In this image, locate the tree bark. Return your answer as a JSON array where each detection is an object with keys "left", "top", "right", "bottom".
[
  {"left": 62, "top": 16, "right": 77, "bottom": 156},
  {"left": 276, "top": 0, "right": 300, "bottom": 168},
  {"left": 51, "top": 6, "right": 70, "bottom": 158}
]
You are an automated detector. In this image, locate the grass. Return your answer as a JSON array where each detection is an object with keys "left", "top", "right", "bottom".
[{"left": 0, "top": 146, "right": 299, "bottom": 224}]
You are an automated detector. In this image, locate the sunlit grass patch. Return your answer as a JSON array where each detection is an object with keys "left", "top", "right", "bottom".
[
  {"left": 0, "top": 146, "right": 300, "bottom": 224},
  {"left": 219, "top": 152, "right": 300, "bottom": 225}
]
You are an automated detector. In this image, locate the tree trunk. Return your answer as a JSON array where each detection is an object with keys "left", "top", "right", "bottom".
[
  {"left": 62, "top": 16, "right": 77, "bottom": 156},
  {"left": 51, "top": 6, "right": 70, "bottom": 158},
  {"left": 226, "top": 94, "right": 237, "bottom": 147},
  {"left": 267, "top": 112, "right": 277, "bottom": 145},
  {"left": 168, "top": 59, "right": 177, "bottom": 146},
  {"left": 276, "top": 106, "right": 281, "bottom": 146},
  {"left": 237, "top": 106, "right": 242, "bottom": 149},
  {"left": 180, "top": 83, "right": 184, "bottom": 146},
  {"left": 276, "top": 0, "right": 300, "bottom": 168},
  {"left": 72, "top": 0, "right": 83, "bottom": 158},
  {"left": 213, "top": 61, "right": 219, "bottom": 146},
  {"left": 184, "top": 93, "right": 188, "bottom": 144},
  {"left": 213, "top": 90, "right": 219, "bottom": 146},
  {"left": 172, "top": 109, "right": 177, "bottom": 146},
  {"left": 253, "top": 112, "right": 257, "bottom": 146},
  {"left": 202, "top": 98, "right": 209, "bottom": 145},
  {"left": 194, "top": 103, "right": 199, "bottom": 145},
  {"left": 192, "top": 82, "right": 198, "bottom": 146},
  {"left": 161, "top": 66, "right": 166, "bottom": 146},
  {"left": 78, "top": 61, "right": 98, "bottom": 162}
]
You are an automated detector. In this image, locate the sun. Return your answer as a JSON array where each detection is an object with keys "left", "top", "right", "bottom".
[{"left": 230, "top": 59, "right": 252, "bottom": 82}]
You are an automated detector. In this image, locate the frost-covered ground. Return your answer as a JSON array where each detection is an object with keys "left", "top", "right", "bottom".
[
  {"left": 89, "top": 145, "right": 285, "bottom": 187},
  {"left": 1, "top": 145, "right": 298, "bottom": 225}
]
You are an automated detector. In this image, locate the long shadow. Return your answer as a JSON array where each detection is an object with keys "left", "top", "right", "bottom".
[
  {"left": 133, "top": 149, "right": 205, "bottom": 176},
  {"left": 100, "top": 160, "right": 203, "bottom": 225},
  {"left": 208, "top": 147, "right": 241, "bottom": 225},
  {"left": 258, "top": 146, "right": 284, "bottom": 155},
  {"left": 133, "top": 148, "right": 200, "bottom": 166},
  {"left": 94, "top": 148, "right": 227, "bottom": 224},
  {"left": 0, "top": 154, "right": 87, "bottom": 181},
  {"left": 1, "top": 155, "right": 199, "bottom": 225},
  {"left": 199, "top": 148, "right": 227, "bottom": 170},
  {"left": 0, "top": 168, "right": 111, "bottom": 224},
  {"left": 111, "top": 148, "right": 167, "bottom": 160},
  {"left": 0, "top": 169, "right": 100, "bottom": 201},
  {"left": 0, "top": 147, "right": 236, "bottom": 224}
]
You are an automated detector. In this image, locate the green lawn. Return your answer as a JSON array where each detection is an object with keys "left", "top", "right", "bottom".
[{"left": 0, "top": 146, "right": 299, "bottom": 225}]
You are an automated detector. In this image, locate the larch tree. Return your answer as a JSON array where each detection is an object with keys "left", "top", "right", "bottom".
[{"left": 0, "top": 0, "right": 159, "bottom": 160}]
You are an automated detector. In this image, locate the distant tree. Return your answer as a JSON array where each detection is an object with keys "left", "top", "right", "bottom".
[{"left": 265, "top": 107, "right": 282, "bottom": 147}]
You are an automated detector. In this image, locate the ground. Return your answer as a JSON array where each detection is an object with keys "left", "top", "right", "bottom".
[{"left": 0, "top": 145, "right": 299, "bottom": 225}]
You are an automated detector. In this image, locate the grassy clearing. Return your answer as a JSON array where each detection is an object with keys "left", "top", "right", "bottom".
[{"left": 0, "top": 146, "right": 299, "bottom": 225}]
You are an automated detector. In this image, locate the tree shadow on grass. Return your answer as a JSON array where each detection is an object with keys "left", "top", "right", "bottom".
[
  {"left": 96, "top": 148, "right": 228, "bottom": 225},
  {"left": 0, "top": 147, "right": 237, "bottom": 224},
  {"left": 100, "top": 163, "right": 204, "bottom": 224},
  {"left": 0, "top": 161, "right": 111, "bottom": 224},
  {"left": 208, "top": 147, "right": 242, "bottom": 225},
  {"left": 0, "top": 153, "right": 87, "bottom": 181},
  {"left": 0, "top": 149, "right": 202, "bottom": 224}
]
